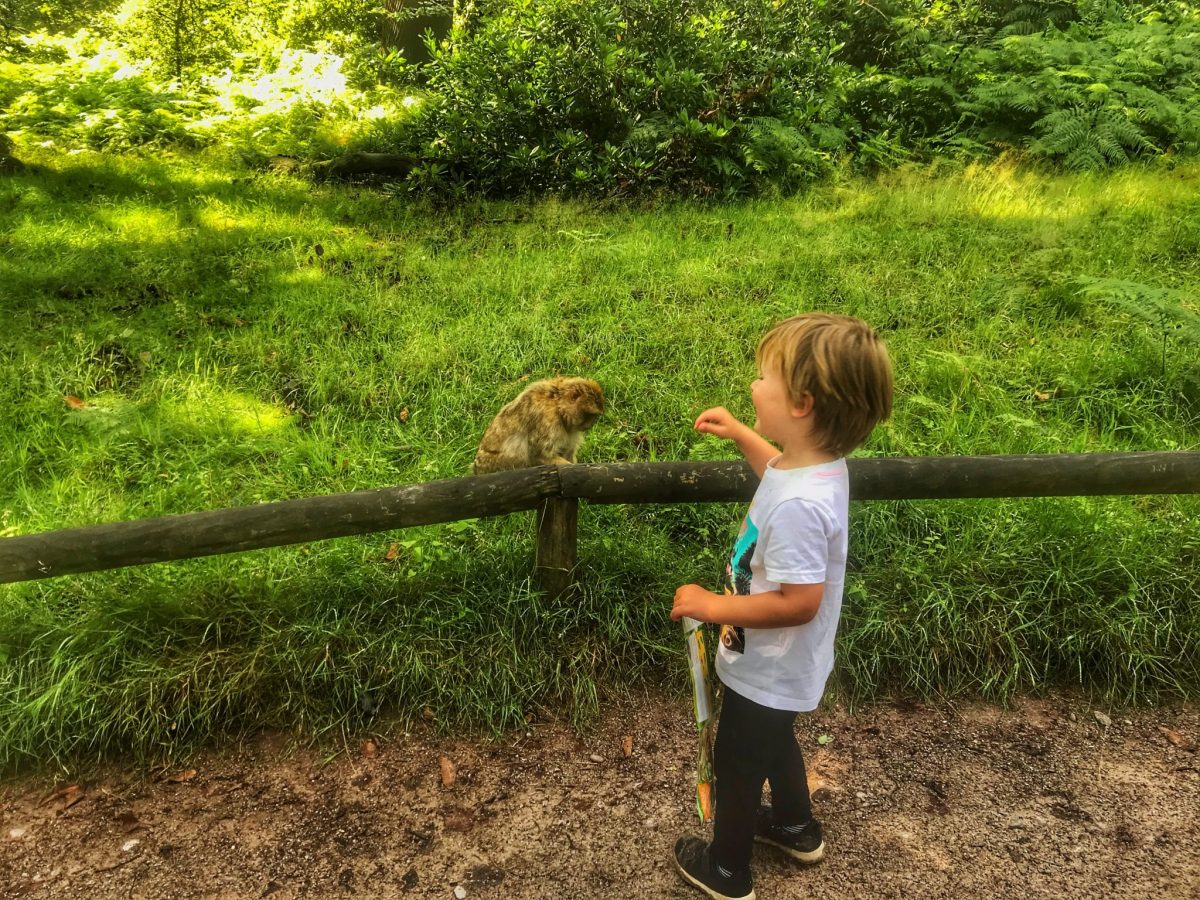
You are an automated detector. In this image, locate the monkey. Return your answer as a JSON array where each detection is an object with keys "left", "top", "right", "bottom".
[{"left": 472, "top": 377, "right": 605, "bottom": 474}]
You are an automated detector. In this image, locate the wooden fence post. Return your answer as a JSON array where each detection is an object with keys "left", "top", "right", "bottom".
[{"left": 535, "top": 497, "right": 578, "bottom": 600}]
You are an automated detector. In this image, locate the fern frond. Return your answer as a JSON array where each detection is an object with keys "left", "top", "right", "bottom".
[
  {"left": 1062, "top": 141, "right": 1104, "bottom": 171},
  {"left": 1101, "top": 110, "right": 1156, "bottom": 153},
  {"left": 1075, "top": 278, "right": 1200, "bottom": 347},
  {"left": 970, "top": 80, "right": 1043, "bottom": 115},
  {"left": 1033, "top": 107, "right": 1090, "bottom": 153}
]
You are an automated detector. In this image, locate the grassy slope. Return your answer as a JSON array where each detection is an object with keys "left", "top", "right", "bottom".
[{"left": 1, "top": 149, "right": 1198, "bottom": 772}]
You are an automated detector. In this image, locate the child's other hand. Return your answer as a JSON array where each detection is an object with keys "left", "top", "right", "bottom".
[
  {"left": 672, "top": 584, "right": 719, "bottom": 622},
  {"left": 694, "top": 407, "right": 744, "bottom": 440}
]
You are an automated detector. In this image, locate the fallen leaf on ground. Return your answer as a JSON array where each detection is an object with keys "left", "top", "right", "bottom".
[
  {"left": 806, "top": 770, "right": 825, "bottom": 796},
  {"left": 41, "top": 784, "right": 83, "bottom": 809},
  {"left": 166, "top": 769, "right": 198, "bottom": 783},
  {"left": 362, "top": 739, "right": 377, "bottom": 757},
  {"left": 385, "top": 543, "right": 399, "bottom": 561},
  {"left": 443, "top": 807, "right": 475, "bottom": 832},
  {"left": 806, "top": 747, "right": 847, "bottom": 797},
  {"left": 64, "top": 395, "right": 86, "bottom": 410},
  {"left": 622, "top": 735, "right": 634, "bottom": 758},
  {"left": 439, "top": 756, "right": 457, "bottom": 788},
  {"left": 1159, "top": 726, "right": 1197, "bottom": 752}
]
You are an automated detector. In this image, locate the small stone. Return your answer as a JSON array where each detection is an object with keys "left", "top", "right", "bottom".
[
  {"left": 121, "top": 839, "right": 140, "bottom": 852},
  {"left": 643, "top": 818, "right": 657, "bottom": 829},
  {"left": 1094, "top": 711, "right": 1112, "bottom": 728},
  {"left": 589, "top": 753, "right": 603, "bottom": 763},
  {"left": 7, "top": 828, "right": 26, "bottom": 840},
  {"left": 454, "top": 886, "right": 468, "bottom": 899}
]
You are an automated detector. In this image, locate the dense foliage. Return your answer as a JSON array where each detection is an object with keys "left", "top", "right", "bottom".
[{"left": 2, "top": 0, "right": 1198, "bottom": 195}]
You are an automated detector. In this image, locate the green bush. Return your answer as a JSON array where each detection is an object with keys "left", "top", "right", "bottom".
[
  {"left": 962, "top": 17, "right": 1200, "bottom": 167},
  {"left": 816, "top": 1, "right": 1200, "bottom": 167},
  {"left": 3, "top": 0, "right": 1199, "bottom": 193},
  {"left": 0, "top": 31, "right": 412, "bottom": 156},
  {"left": 371, "top": 0, "right": 846, "bottom": 198},
  {"left": 356, "top": 0, "right": 1200, "bottom": 195},
  {"left": 0, "top": 38, "right": 198, "bottom": 149}
]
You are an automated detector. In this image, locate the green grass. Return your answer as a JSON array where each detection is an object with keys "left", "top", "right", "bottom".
[{"left": 2, "top": 147, "right": 1199, "bottom": 774}]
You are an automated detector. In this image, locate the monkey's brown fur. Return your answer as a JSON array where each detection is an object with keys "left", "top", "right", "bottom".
[{"left": 472, "top": 377, "right": 605, "bottom": 474}]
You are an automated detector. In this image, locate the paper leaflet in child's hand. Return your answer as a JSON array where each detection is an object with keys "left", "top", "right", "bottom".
[{"left": 682, "top": 616, "right": 716, "bottom": 822}]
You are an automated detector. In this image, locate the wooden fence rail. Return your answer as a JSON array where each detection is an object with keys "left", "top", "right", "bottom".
[{"left": 1, "top": 452, "right": 1198, "bottom": 592}]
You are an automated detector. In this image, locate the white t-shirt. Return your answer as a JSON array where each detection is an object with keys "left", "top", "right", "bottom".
[{"left": 715, "top": 456, "right": 849, "bottom": 712}]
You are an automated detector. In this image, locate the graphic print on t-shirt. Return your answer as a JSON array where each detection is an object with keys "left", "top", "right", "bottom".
[{"left": 720, "top": 515, "right": 757, "bottom": 654}]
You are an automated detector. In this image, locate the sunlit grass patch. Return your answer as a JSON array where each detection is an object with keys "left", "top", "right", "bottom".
[{"left": 1, "top": 152, "right": 1198, "bottom": 773}]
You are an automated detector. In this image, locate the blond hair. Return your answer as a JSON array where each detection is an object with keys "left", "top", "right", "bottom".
[{"left": 756, "top": 313, "right": 893, "bottom": 457}]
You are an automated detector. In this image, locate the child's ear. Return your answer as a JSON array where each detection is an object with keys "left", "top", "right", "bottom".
[{"left": 791, "top": 392, "right": 815, "bottom": 418}]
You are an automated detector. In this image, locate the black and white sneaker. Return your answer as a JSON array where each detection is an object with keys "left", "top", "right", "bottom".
[
  {"left": 673, "top": 836, "right": 756, "bottom": 900},
  {"left": 753, "top": 806, "right": 825, "bottom": 864}
]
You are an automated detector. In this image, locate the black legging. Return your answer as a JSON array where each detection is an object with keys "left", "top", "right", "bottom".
[{"left": 710, "top": 685, "right": 813, "bottom": 873}]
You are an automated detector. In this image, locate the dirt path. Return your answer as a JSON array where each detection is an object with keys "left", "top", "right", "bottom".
[{"left": 2, "top": 692, "right": 1198, "bottom": 899}]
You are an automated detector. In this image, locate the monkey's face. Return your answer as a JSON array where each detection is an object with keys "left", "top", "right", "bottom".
[{"left": 563, "top": 379, "right": 604, "bottom": 430}]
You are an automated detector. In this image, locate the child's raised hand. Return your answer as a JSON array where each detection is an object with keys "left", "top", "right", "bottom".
[{"left": 694, "top": 407, "right": 744, "bottom": 440}]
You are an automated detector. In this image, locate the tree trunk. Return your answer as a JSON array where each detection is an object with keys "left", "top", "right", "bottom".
[{"left": 311, "top": 152, "right": 420, "bottom": 181}]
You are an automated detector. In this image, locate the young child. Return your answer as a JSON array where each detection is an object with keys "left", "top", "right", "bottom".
[{"left": 670, "top": 313, "right": 894, "bottom": 900}]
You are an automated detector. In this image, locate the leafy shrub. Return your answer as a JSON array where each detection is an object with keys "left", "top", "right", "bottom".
[
  {"left": 359, "top": 0, "right": 1200, "bottom": 194},
  {"left": 961, "top": 18, "right": 1200, "bottom": 166},
  {"left": 820, "top": 0, "right": 1200, "bottom": 167},
  {"left": 0, "top": 37, "right": 197, "bottom": 149},
  {"left": 0, "top": 31, "right": 413, "bottom": 156},
  {"left": 3, "top": 0, "right": 1199, "bottom": 193},
  {"left": 368, "top": 0, "right": 846, "bottom": 198}
]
